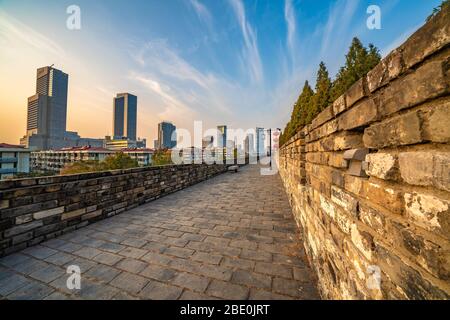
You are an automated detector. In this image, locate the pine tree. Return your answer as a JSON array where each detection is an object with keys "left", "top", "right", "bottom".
[
  {"left": 294, "top": 81, "right": 314, "bottom": 129},
  {"left": 307, "top": 62, "right": 331, "bottom": 124},
  {"left": 330, "top": 37, "right": 381, "bottom": 101}
]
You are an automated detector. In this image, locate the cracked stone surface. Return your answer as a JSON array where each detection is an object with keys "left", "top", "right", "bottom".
[{"left": 0, "top": 165, "right": 320, "bottom": 300}]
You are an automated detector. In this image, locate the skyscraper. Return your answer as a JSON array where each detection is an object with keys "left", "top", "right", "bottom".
[
  {"left": 217, "top": 125, "right": 227, "bottom": 148},
  {"left": 21, "top": 66, "right": 69, "bottom": 150},
  {"left": 113, "top": 93, "right": 137, "bottom": 141},
  {"left": 157, "top": 122, "right": 176, "bottom": 149},
  {"left": 256, "top": 127, "right": 265, "bottom": 157}
]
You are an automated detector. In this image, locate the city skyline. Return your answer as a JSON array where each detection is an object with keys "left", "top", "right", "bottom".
[{"left": 0, "top": 0, "right": 441, "bottom": 145}]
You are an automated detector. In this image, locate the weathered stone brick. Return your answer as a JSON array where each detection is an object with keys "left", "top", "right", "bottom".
[
  {"left": 346, "top": 78, "right": 366, "bottom": 108},
  {"left": 61, "top": 208, "right": 86, "bottom": 221},
  {"left": 404, "top": 192, "right": 450, "bottom": 238},
  {"left": 4, "top": 220, "right": 43, "bottom": 238},
  {"left": 15, "top": 214, "right": 33, "bottom": 225},
  {"left": 367, "top": 49, "right": 404, "bottom": 93},
  {"left": 421, "top": 100, "right": 450, "bottom": 143},
  {"left": 0, "top": 200, "right": 9, "bottom": 209},
  {"left": 362, "top": 181, "right": 403, "bottom": 215},
  {"left": 377, "top": 58, "right": 449, "bottom": 117},
  {"left": 365, "top": 152, "right": 399, "bottom": 181},
  {"left": 374, "top": 242, "right": 448, "bottom": 299},
  {"left": 398, "top": 152, "right": 450, "bottom": 192},
  {"left": 363, "top": 110, "right": 421, "bottom": 148},
  {"left": 328, "top": 152, "right": 348, "bottom": 168},
  {"left": 400, "top": 8, "right": 450, "bottom": 69},
  {"left": 333, "top": 94, "right": 346, "bottom": 116},
  {"left": 359, "top": 203, "right": 387, "bottom": 237},
  {"left": 350, "top": 224, "right": 374, "bottom": 261},
  {"left": 331, "top": 186, "right": 358, "bottom": 216},
  {"left": 82, "top": 209, "right": 103, "bottom": 221},
  {"left": 331, "top": 132, "right": 364, "bottom": 151},
  {"left": 311, "top": 105, "right": 334, "bottom": 130},
  {"left": 338, "top": 98, "right": 378, "bottom": 130},
  {"left": 33, "top": 206, "right": 64, "bottom": 220}
]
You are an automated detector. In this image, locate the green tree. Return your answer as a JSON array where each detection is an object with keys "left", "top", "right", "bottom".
[
  {"left": 61, "top": 152, "right": 138, "bottom": 174},
  {"left": 101, "top": 152, "right": 138, "bottom": 170},
  {"left": 152, "top": 149, "right": 173, "bottom": 166},
  {"left": 307, "top": 62, "right": 331, "bottom": 124},
  {"left": 330, "top": 37, "right": 381, "bottom": 101}
]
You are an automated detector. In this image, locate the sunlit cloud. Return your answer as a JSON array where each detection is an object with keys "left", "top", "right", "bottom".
[{"left": 189, "top": 0, "right": 213, "bottom": 28}]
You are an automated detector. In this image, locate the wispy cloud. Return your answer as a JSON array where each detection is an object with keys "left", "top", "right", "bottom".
[
  {"left": 284, "top": 0, "right": 296, "bottom": 63},
  {"left": 319, "top": 0, "right": 359, "bottom": 60},
  {"left": 0, "top": 10, "right": 66, "bottom": 57},
  {"left": 228, "top": 0, "right": 263, "bottom": 83},
  {"left": 189, "top": 0, "right": 213, "bottom": 28}
]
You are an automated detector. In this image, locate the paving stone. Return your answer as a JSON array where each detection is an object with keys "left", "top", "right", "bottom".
[
  {"left": 57, "top": 242, "right": 83, "bottom": 253},
  {"left": 73, "top": 247, "right": 102, "bottom": 259},
  {"left": 121, "top": 238, "right": 147, "bottom": 248},
  {"left": 255, "top": 262, "right": 293, "bottom": 279},
  {"left": 272, "top": 277, "right": 304, "bottom": 298},
  {"left": 97, "top": 242, "right": 126, "bottom": 254},
  {"left": 93, "top": 252, "right": 123, "bottom": 266},
  {"left": 119, "top": 247, "right": 147, "bottom": 259},
  {"left": 75, "top": 280, "right": 120, "bottom": 300},
  {"left": 249, "top": 288, "right": 294, "bottom": 300},
  {"left": 11, "top": 258, "right": 49, "bottom": 275},
  {"left": 179, "top": 290, "right": 220, "bottom": 300},
  {"left": 206, "top": 279, "right": 249, "bottom": 300},
  {"left": 115, "top": 258, "right": 147, "bottom": 274},
  {"left": 0, "top": 274, "right": 29, "bottom": 296},
  {"left": 0, "top": 253, "right": 30, "bottom": 268},
  {"left": 140, "top": 264, "right": 178, "bottom": 281},
  {"left": 85, "top": 265, "right": 121, "bottom": 283},
  {"left": 140, "top": 252, "right": 172, "bottom": 266},
  {"left": 7, "top": 280, "right": 54, "bottom": 300},
  {"left": 191, "top": 251, "right": 223, "bottom": 265},
  {"left": 171, "top": 272, "right": 210, "bottom": 292},
  {"left": 44, "top": 291, "right": 71, "bottom": 300},
  {"left": 163, "top": 247, "right": 194, "bottom": 258},
  {"left": 29, "top": 265, "right": 65, "bottom": 283},
  {"left": 140, "top": 280, "right": 183, "bottom": 300},
  {"left": 110, "top": 272, "right": 149, "bottom": 294},
  {"left": 44, "top": 252, "right": 75, "bottom": 266},
  {"left": 240, "top": 249, "right": 272, "bottom": 262},
  {"left": 64, "top": 257, "right": 98, "bottom": 273},
  {"left": 142, "top": 241, "right": 168, "bottom": 253},
  {"left": 221, "top": 257, "right": 255, "bottom": 271},
  {"left": 231, "top": 269, "right": 272, "bottom": 290},
  {"left": 23, "top": 245, "right": 57, "bottom": 259}
]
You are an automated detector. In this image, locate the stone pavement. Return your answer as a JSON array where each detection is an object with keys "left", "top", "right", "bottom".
[{"left": 0, "top": 165, "right": 320, "bottom": 300}]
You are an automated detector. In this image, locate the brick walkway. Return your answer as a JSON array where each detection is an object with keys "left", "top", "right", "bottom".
[{"left": 0, "top": 165, "right": 319, "bottom": 300}]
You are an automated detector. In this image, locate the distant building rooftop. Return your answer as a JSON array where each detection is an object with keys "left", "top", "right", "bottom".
[
  {"left": 57, "top": 146, "right": 113, "bottom": 152},
  {"left": 121, "top": 148, "right": 155, "bottom": 152},
  {"left": 0, "top": 143, "right": 26, "bottom": 149}
]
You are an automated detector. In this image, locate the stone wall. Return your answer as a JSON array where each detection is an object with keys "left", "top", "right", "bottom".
[
  {"left": 278, "top": 10, "right": 449, "bottom": 299},
  {"left": 0, "top": 164, "right": 227, "bottom": 257}
]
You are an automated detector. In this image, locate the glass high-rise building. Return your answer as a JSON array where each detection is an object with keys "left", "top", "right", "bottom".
[
  {"left": 157, "top": 122, "right": 176, "bottom": 149},
  {"left": 23, "top": 66, "right": 69, "bottom": 150},
  {"left": 256, "top": 127, "right": 265, "bottom": 157},
  {"left": 217, "top": 125, "right": 227, "bottom": 148},
  {"left": 113, "top": 93, "right": 137, "bottom": 141}
]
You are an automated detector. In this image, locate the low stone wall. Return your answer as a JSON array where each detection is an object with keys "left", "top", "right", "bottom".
[
  {"left": 279, "top": 10, "right": 449, "bottom": 299},
  {"left": 0, "top": 164, "right": 227, "bottom": 257}
]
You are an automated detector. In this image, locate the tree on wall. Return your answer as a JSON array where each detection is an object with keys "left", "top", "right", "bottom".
[
  {"left": 428, "top": 0, "right": 450, "bottom": 21},
  {"left": 152, "top": 149, "right": 173, "bottom": 166},
  {"left": 330, "top": 37, "right": 381, "bottom": 101},
  {"left": 307, "top": 62, "right": 331, "bottom": 124},
  {"left": 280, "top": 38, "right": 381, "bottom": 147}
]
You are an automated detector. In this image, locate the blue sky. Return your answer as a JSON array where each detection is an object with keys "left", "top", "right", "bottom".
[{"left": 0, "top": 0, "right": 441, "bottom": 144}]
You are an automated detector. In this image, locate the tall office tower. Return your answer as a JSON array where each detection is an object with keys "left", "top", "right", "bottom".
[
  {"left": 22, "top": 66, "right": 69, "bottom": 150},
  {"left": 217, "top": 125, "right": 227, "bottom": 148},
  {"left": 113, "top": 93, "right": 137, "bottom": 141},
  {"left": 244, "top": 133, "right": 255, "bottom": 154},
  {"left": 157, "top": 121, "right": 177, "bottom": 149},
  {"left": 256, "top": 127, "right": 265, "bottom": 157}
]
